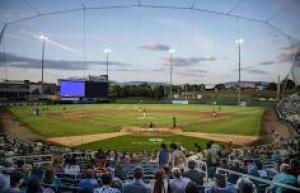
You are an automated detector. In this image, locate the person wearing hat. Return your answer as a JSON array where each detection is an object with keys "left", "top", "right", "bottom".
[{"left": 183, "top": 160, "right": 205, "bottom": 187}]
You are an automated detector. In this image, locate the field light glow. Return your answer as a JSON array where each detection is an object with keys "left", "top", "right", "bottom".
[
  {"left": 168, "top": 48, "right": 175, "bottom": 54},
  {"left": 104, "top": 49, "right": 111, "bottom": 54},
  {"left": 235, "top": 38, "right": 244, "bottom": 45}
]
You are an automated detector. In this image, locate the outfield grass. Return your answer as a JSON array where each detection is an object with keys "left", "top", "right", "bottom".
[
  {"left": 77, "top": 135, "right": 211, "bottom": 152},
  {"left": 9, "top": 104, "right": 265, "bottom": 138}
]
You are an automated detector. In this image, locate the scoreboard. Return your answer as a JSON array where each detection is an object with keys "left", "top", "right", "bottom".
[
  {"left": 60, "top": 80, "right": 108, "bottom": 98},
  {"left": 85, "top": 81, "right": 108, "bottom": 98}
]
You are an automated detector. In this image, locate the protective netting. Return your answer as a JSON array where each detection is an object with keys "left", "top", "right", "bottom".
[{"left": 0, "top": 0, "right": 299, "bottom": 90}]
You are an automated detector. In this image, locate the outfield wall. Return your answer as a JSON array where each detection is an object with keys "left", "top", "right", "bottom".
[{"left": 111, "top": 98, "right": 277, "bottom": 107}]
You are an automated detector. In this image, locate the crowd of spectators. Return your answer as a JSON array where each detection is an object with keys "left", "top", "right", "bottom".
[
  {"left": 1, "top": 131, "right": 300, "bottom": 193},
  {"left": 277, "top": 93, "right": 300, "bottom": 133}
]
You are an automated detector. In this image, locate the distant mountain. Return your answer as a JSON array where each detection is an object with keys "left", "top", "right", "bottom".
[
  {"left": 117, "top": 81, "right": 167, "bottom": 86},
  {"left": 223, "top": 81, "right": 271, "bottom": 89}
]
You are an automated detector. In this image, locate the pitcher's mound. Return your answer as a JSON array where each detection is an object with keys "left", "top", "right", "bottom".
[{"left": 120, "top": 127, "right": 182, "bottom": 136}]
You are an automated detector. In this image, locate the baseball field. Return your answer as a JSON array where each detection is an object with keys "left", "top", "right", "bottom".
[{"left": 8, "top": 104, "right": 265, "bottom": 151}]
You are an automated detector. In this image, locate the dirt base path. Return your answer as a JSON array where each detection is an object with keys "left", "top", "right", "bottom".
[
  {"left": 1, "top": 110, "right": 45, "bottom": 142},
  {"left": 181, "top": 132, "right": 258, "bottom": 145},
  {"left": 258, "top": 108, "right": 295, "bottom": 144},
  {"left": 48, "top": 132, "right": 130, "bottom": 147},
  {"left": 47, "top": 128, "right": 258, "bottom": 147}
]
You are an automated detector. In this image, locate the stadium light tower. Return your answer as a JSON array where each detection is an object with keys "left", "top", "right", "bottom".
[
  {"left": 169, "top": 48, "right": 175, "bottom": 99},
  {"left": 40, "top": 34, "right": 48, "bottom": 84},
  {"left": 104, "top": 49, "right": 111, "bottom": 79},
  {"left": 235, "top": 38, "right": 243, "bottom": 104},
  {"left": 39, "top": 33, "right": 48, "bottom": 95}
]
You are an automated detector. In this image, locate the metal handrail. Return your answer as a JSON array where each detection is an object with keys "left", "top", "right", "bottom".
[{"left": 216, "top": 167, "right": 300, "bottom": 192}]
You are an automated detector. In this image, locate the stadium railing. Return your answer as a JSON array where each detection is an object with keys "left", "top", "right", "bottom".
[
  {"left": 216, "top": 167, "right": 300, "bottom": 192},
  {"left": 10, "top": 154, "right": 53, "bottom": 167}
]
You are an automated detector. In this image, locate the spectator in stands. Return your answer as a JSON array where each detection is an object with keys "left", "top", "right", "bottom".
[
  {"left": 2, "top": 171, "right": 23, "bottom": 193},
  {"left": 162, "top": 165, "right": 171, "bottom": 180},
  {"left": 64, "top": 158, "right": 80, "bottom": 176},
  {"left": 149, "top": 152, "right": 157, "bottom": 164},
  {"left": 270, "top": 164, "right": 299, "bottom": 193},
  {"left": 51, "top": 158, "right": 64, "bottom": 173},
  {"left": 205, "top": 142, "right": 219, "bottom": 178},
  {"left": 248, "top": 160, "right": 268, "bottom": 178},
  {"left": 94, "top": 160, "right": 109, "bottom": 174},
  {"left": 205, "top": 173, "right": 235, "bottom": 193},
  {"left": 186, "top": 181, "right": 200, "bottom": 193},
  {"left": 158, "top": 143, "right": 170, "bottom": 168},
  {"left": 114, "top": 164, "right": 128, "bottom": 181},
  {"left": 183, "top": 160, "right": 205, "bottom": 187},
  {"left": 122, "top": 166, "right": 150, "bottom": 193},
  {"left": 256, "top": 160, "right": 268, "bottom": 178},
  {"left": 26, "top": 179, "right": 43, "bottom": 193},
  {"left": 31, "top": 164, "right": 44, "bottom": 181},
  {"left": 22, "top": 164, "right": 33, "bottom": 185},
  {"left": 95, "top": 149, "right": 107, "bottom": 165},
  {"left": 169, "top": 167, "right": 190, "bottom": 193},
  {"left": 0, "top": 172, "right": 10, "bottom": 192},
  {"left": 170, "top": 143, "right": 186, "bottom": 170},
  {"left": 106, "top": 150, "right": 118, "bottom": 166},
  {"left": 130, "top": 153, "right": 140, "bottom": 164},
  {"left": 289, "top": 159, "right": 300, "bottom": 178},
  {"left": 79, "top": 169, "right": 98, "bottom": 192},
  {"left": 227, "top": 161, "right": 246, "bottom": 184},
  {"left": 119, "top": 152, "right": 131, "bottom": 164},
  {"left": 94, "top": 172, "right": 120, "bottom": 193},
  {"left": 236, "top": 178, "right": 255, "bottom": 193},
  {"left": 111, "top": 178, "right": 123, "bottom": 192},
  {"left": 43, "top": 169, "right": 61, "bottom": 187},
  {"left": 4, "top": 159, "right": 15, "bottom": 174},
  {"left": 150, "top": 169, "right": 168, "bottom": 193}
]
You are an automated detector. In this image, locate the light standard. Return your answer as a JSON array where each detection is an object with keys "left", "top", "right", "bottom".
[
  {"left": 39, "top": 33, "right": 48, "bottom": 95},
  {"left": 235, "top": 38, "right": 243, "bottom": 104},
  {"left": 168, "top": 48, "right": 175, "bottom": 99},
  {"left": 104, "top": 49, "right": 111, "bottom": 80}
]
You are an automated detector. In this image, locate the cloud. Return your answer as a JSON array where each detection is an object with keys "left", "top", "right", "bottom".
[
  {"left": 259, "top": 61, "right": 278, "bottom": 65},
  {"left": 174, "top": 69, "right": 208, "bottom": 77},
  {"left": 232, "top": 66, "right": 268, "bottom": 75},
  {"left": 246, "top": 69, "right": 268, "bottom": 75},
  {"left": 175, "top": 71, "right": 206, "bottom": 77},
  {"left": 232, "top": 66, "right": 254, "bottom": 72},
  {"left": 278, "top": 42, "right": 300, "bottom": 62},
  {"left": 0, "top": 52, "right": 130, "bottom": 70},
  {"left": 162, "top": 56, "right": 216, "bottom": 67},
  {"left": 139, "top": 41, "right": 170, "bottom": 51},
  {"left": 111, "top": 68, "right": 166, "bottom": 72},
  {"left": 151, "top": 68, "right": 165, "bottom": 72}
]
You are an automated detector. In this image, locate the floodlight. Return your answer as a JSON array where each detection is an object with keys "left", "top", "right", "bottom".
[
  {"left": 104, "top": 49, "right": 111, "bottom": 54},
  {"left": 39, "top": 34, "right": 48, "bottom": 41},
  {"left": 168, "top": 48, "right": 175, "bottom": 54},
  {"left": 235, "top": 38, "right": 244, "bottom": 44}
]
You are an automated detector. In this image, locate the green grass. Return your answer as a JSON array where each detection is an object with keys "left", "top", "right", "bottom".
[
  {"left": 9, "top": 104, "right": 265, "bottom": 138},
  {"left": 77, "top": 135, "right": 211, "bottom": 152}
]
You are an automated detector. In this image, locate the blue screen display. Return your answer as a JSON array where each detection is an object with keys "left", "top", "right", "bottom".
[{"left": 60, "top": 80, "right": 85, "bottom": 97}]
